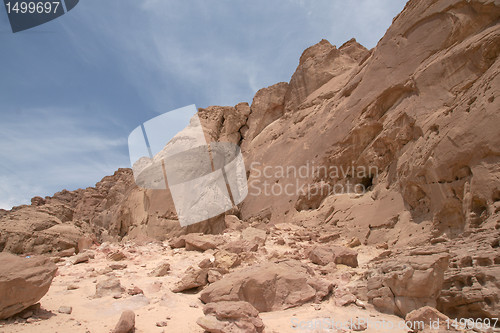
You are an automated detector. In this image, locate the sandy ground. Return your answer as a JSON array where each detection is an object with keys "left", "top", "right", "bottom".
[{"left": 0, "top": 238, "right": 408, "bottom": 333}]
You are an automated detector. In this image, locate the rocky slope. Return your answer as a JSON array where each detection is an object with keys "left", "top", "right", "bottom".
[{"left": 0, "top": 0, "right": 499, "bottom": 328}]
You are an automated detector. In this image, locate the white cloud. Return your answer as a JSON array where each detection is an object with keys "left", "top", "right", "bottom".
[{"left": 0, "top": 106, "right": 129, "bottom": 208}]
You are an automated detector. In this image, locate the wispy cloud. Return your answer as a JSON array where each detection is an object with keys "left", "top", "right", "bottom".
[{"left": 0, "top": 106, "right": 128, "bottom": 209}]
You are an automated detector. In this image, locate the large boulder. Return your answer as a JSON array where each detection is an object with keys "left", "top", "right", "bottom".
[
  {"left": 308, "top": 245, "right": 358, "bottom": 267},
  {"left": 0, "top": 253, "right": 57, "bottom": 319},
  {"left": 197, "top": 301, "right": 264, "bottom": 333},
  {"left": 366, "top": 248, "right": 450, "bottom": 317},
  {"left": 200, "top": 260, "right": 332, "bottom": 312}
]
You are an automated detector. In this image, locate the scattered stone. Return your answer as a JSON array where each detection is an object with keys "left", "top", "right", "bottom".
[
  {"left": 127, "top": 286, "right": 144, "bottom": 296},
  {"left": 207, "top": 269, "right": 224, "bottom": 283},
  {"left": 156, "top": 321, "right": 168, "bottom": 327},
  {"left": 346, "top": 237, "right": 361, "bottom": 248},
  {"left": 222, "top": 239, "right": 259, "bottom": 254},
  {"left": 70, "top": 253, "right": 89, "bottom": 265},
  {"left": 109, "top": 263, "right": 127, "bottom": 270},
  {"left": 107, "top": 251, "right": 126, "bottom": 261},
  {"left": 95, "top": 277, "right": 124, "bottom": 298},
  {"left": 184, "top": 234, "right": 220, "bottom": 251},
  {"left": 169, "top": 236, "right": 186, "bottom": 249},
  {"left": 198, "top": 258, "right": 214, "bottom": 268},
  {"left": 112, "top": 310, "right": 135, "bottom": 333},
  {"left": 224, "top": 215, "right": 244, "bottom": 231},
  {"left": 197, "top": 301, "right": 264, "bottom": 333},
  {"left": 350, "top": 320, "right": 368, "bottom": 331},
  {"left": 318, "top": 233, "right": 340, "bottom": 243},
  {"left": 241, "top": 227, "right": 267, "bottom": 246},
  {"left": 58, "top": 306, "right": 72, "bottom": 314},
  {"left": 214, "top": 250, "right": 241, "bottom": 270},
  {"left": 57, "top": 248, "right": 75, "bottom": 258},
  {"left": 308, "top": 246, "right": 358, "bottom": 267},
  {"left": 172, "top": 267, "right": 209, "bottom": 292},
  {"left": 148, "top": 261, "right": 170, "bottom": 277}
]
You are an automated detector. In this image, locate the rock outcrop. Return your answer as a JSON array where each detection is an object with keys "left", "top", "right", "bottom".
[
  {"left": 0, "top": 253, "right": 57, "bottom": 319},
  {"left": 197, "top": 301, "right": 265, "bottom": 333},
  {"left": 200, "top": 260, "right": 333, "bottom": 312}
]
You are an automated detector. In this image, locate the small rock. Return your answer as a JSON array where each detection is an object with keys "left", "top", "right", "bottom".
[
  {"left": 376, "top": 243, "right": 389, "bottom": 249},
  {"left": 184, "top": 234, "right": 220, "bottom": 251},
  {"left": 318, "top": 233, "right": 340, "bottom": 243},
  {"left": 107, "top": 251, "right": 126, "bottom": 261},
  {"left": 127, "top": 286, "right": 144, "bottom": 296},
  {"left": 346, "top": 237, "right": 361, "bottom": 248},
  {"left": 198, "top": 258, "right": 214, "bottom": 268},
  {"left": 156, "top": 321, "right": 168, "bottom": 327},
  {"left": 58, "top": 306, "right": 72, "bottom": 314},
  {"left": 109, "top": 263, "right": 127, "bottom": 270},
  {"left": 171, "top": 267, "right": 209, "bottom": 293},
  {"left": 112, "top": 310, "right": 135, "bottom": 333},
  {"left": 57, "top": 248, "right": 76, "bottom": 258},
  {"left": 351, "top": 320, "right": 367, "bottom": 331},
  {"left": 70, "top": 253, "right": 89, "bottom": 265},
  {"left": 214, "top": 250, "right": 240, "bottom": 270},
  {"left": 275, "top": 237, "right": 285, "bottom": 245},
  {"left": 355, "top": 299, "right": 366, "bottom": 309},
  {"left": 95, "top": 277, "right": 124, "bottom": 298},
  {"left": 241, "top": 227, "right": 267, "bottom": 246},
  {"left": 148, "top": 261, "right": 170, "bottom": 277}
]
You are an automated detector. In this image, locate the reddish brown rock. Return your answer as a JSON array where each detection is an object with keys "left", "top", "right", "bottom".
[
  {"left": 197, "top": 301, "right": 265, "bottom": 333},
  {"left": 308, "top": 245, "right": 358, "bottom": 267},
  {"left": 107, "top": 251, "right": 126, "bottom": 261},
  {"left": 200, "top": 260, "right": 328, "bottom": 312},
  {"left": 184, "top": 233, "right": 220, "bottom": 252},
  {"left": 172, "top": 267, "right": 209, "bottom": 293},
  {"left": 148, "top": 261, "right": 170, "bottom": 277},
  {"left": 95, "top": 277, "right": 124, "bottom": 298},
  {"left": 222, "top": 239, "right": 259, "bottom": 254},
  {"left": 0, "top": 253, "right": 57, "bottom": 319},
  {"left": 112, "top": 310, "right": 135, "bottom": 333}
]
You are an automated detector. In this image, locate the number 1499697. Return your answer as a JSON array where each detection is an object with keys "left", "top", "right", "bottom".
[{"left": 5, "top": 1, "right": 60, "bottom": 14}]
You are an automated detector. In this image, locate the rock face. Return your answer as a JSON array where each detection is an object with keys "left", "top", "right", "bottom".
[
  {"left": 0, "top": 253, "right": 57, "bottom": 319},
  {"left": 200, "top": 260, "right": 332, "bottom": 312},
  {"left": 436, "top": 229, "right": 500, "bottom": 319}
]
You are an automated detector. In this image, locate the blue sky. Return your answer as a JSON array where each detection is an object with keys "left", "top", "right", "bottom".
[{"left": 0, "top": 0, "right": 406, "bottom": 209}]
